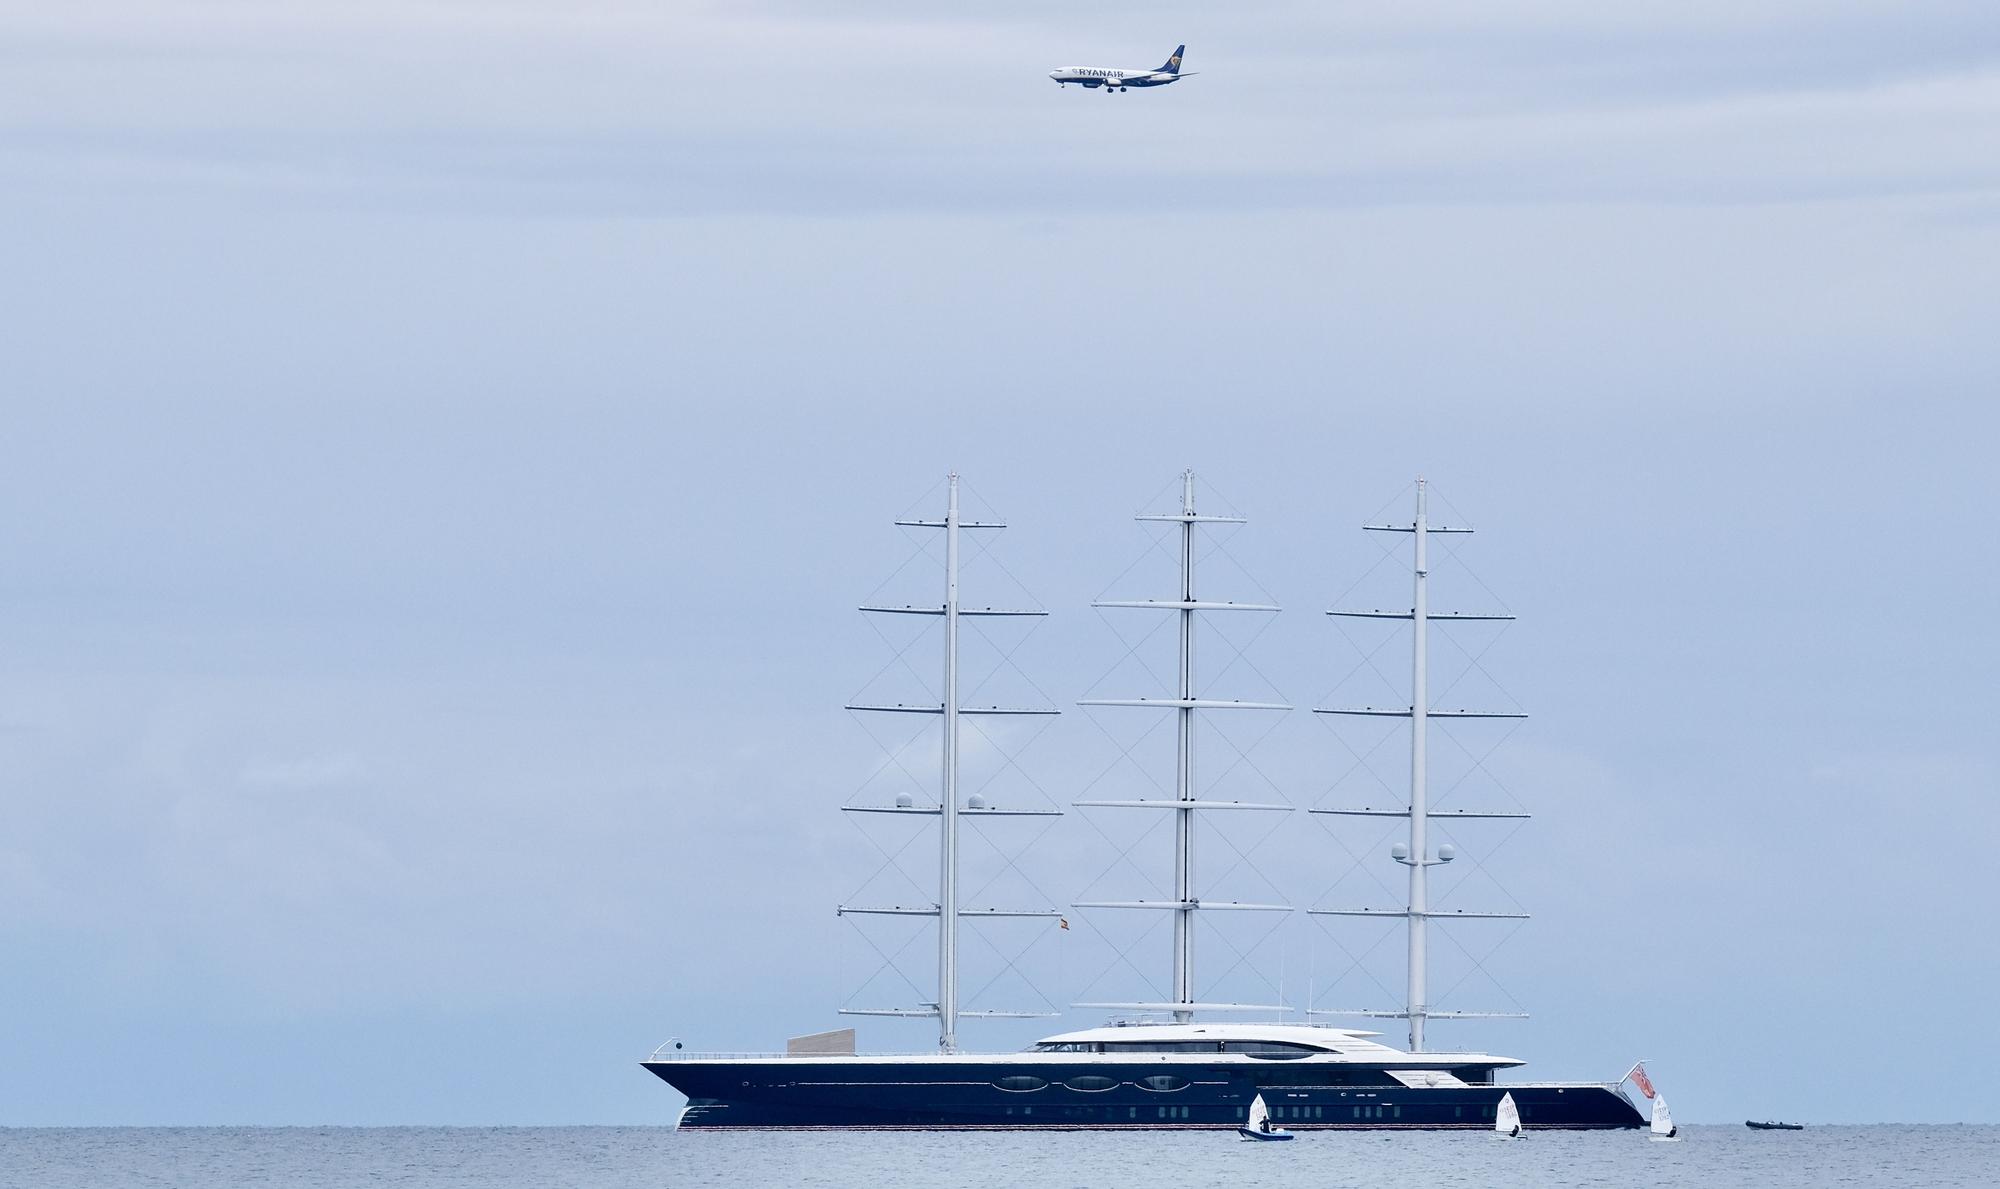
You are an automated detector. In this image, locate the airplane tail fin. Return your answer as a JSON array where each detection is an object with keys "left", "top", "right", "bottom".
[{"left": 1158, "top": 44, "right": 1185, "bottom": 74}]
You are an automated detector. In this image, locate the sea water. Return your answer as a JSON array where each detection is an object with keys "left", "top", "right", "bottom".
[{"left": 4, "top": 1125, "right": 1995, "bottom": 1188}]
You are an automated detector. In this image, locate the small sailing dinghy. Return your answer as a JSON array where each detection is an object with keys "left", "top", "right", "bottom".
[
  {"left": 1238, "top": 1093, "right": 1294, "bottom": 1141},
  {"left": 1494, "top": 1092, "right": 1524, "bottom": 1138},
  {"left": 1650, "top": 1095, "right": 1679, "bottom": 1140}
]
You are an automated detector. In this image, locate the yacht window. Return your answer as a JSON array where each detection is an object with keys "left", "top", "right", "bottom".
[{"left": 1222, "top": 1041, "right": 1322, "bottom": 1059}]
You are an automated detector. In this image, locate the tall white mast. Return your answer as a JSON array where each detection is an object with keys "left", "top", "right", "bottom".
[
  {"left": 1076, "top": 470, "right": 1292, "bottom": 1021},
  {"left": 1171, "top": 471, "right": 1197, "bottom": 1019},
  {"left": 1408, "top": 479, "right": 1431, "bottom": 1051},
  {"left": 1311, "top": 478, "right": 1529, "bottom": 1052},
  {"left": 840, "top": 475, "right": 1061, "bottom": 1052},
  {"left": 939, "top": 475, "right": 963, "bottom": 1052}
]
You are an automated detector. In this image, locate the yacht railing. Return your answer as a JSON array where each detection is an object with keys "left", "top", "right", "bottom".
[{"left": 647, "top": 1043, "right": 952, "bottom": 1061}]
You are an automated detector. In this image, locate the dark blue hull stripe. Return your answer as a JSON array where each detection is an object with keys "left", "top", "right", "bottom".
[{"left": 645, "top": 1061, "right": 1644, "bottom": 1130}]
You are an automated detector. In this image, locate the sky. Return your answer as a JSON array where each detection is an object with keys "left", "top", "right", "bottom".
[{"left": 1, "top": 1, "right": 1997, "bottom": 1125}]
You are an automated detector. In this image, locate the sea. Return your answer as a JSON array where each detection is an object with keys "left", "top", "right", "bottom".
[{"left": 4, "top": 1126, "right": 1996, "bottom": 1189}]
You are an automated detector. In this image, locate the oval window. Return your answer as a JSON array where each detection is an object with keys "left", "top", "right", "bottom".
[
  {"left": 1065, "top": 1075, "right": 1118, "bottom": 1092},
  {"left": 993, "top": 1075, "right": 1048, "bottom": 1092},
  {"left": 1137, "top": 1074, "right": 1190, "bottom": 1093}
]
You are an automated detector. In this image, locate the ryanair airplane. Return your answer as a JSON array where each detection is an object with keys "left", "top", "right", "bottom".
[{"left": 1049, "top": 44, "right": 1192, "bottom": 92}]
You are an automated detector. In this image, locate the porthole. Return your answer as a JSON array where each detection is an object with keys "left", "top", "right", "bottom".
[
  {"left": 994, "top": 1075, "right": 1048, "bottom": 1092},
  {"left": 1066, "top": 1075, "right": 1118, "bottom": 1093}
]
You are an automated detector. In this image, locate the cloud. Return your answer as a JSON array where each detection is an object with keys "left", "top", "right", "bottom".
[{"left": 3, "top": 3, "right": 1997, "bottom": 216}]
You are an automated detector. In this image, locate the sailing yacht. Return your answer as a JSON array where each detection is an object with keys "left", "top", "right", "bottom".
[{"left": 643, "top": 474, "right": 1648, "bottom": 1130}]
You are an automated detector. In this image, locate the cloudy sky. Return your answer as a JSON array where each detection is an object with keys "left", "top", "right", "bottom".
[{"left": 2, "top": 1, "right": 1996, "bottom": 1124}]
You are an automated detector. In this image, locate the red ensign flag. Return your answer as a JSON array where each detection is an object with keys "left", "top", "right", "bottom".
[{"left": 1631, "top": 1063, "right": 1656, "bottom": 1100}]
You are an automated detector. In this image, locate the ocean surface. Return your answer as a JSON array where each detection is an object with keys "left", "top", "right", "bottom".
[{"left": 4, "top": 1125, "right": 1995, "bottom": 1188}]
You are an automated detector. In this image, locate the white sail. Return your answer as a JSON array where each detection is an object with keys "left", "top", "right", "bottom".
[
  {"left": 1495, "top": 1092, "right": 1521, "bottom": 1136},
  {"left": 1246, "top": 1093, "right": 1271, "bottom": 1132},
  {"left": 1651, "top": 1095, "right": 1676, "bottom": 1137}
]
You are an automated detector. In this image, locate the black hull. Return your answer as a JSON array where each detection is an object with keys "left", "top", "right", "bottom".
[{"left": 645, "top": 1059, "right": 1644, "bottom": 1131}]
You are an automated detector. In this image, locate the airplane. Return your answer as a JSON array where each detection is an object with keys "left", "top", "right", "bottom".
[{"left": 1049, "top": 44, "right": 1193, "bottom": 92}]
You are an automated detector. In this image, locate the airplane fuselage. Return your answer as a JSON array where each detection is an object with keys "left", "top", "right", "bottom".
[{"left": 1048, "top": 66, "right": 1181, "bottom": 91}]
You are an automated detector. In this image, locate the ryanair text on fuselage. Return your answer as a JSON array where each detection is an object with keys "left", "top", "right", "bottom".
[{"left": 1049, "top": 44, "right": 1192, "bottom": 92}]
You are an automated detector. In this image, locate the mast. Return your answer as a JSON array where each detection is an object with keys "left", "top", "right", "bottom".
[
  {"left": 939, "top": 476, "right": 962, "bottom": 1052},
  {"left": 1408, "top": 479, "right": 1430, "bottom": 1051},
  {"left": 1311, "top": 478, "right": 1530, "bottom": 1052},
  {"left": 839, "top": 474, "right": 1061, "bottom": 1051},
  {"left": 1171, "top": 471, "right": 1196, "bottom": 1019},
  {"left": 1075, "top": 470, "right": 1292, "bottom": 1021}
]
